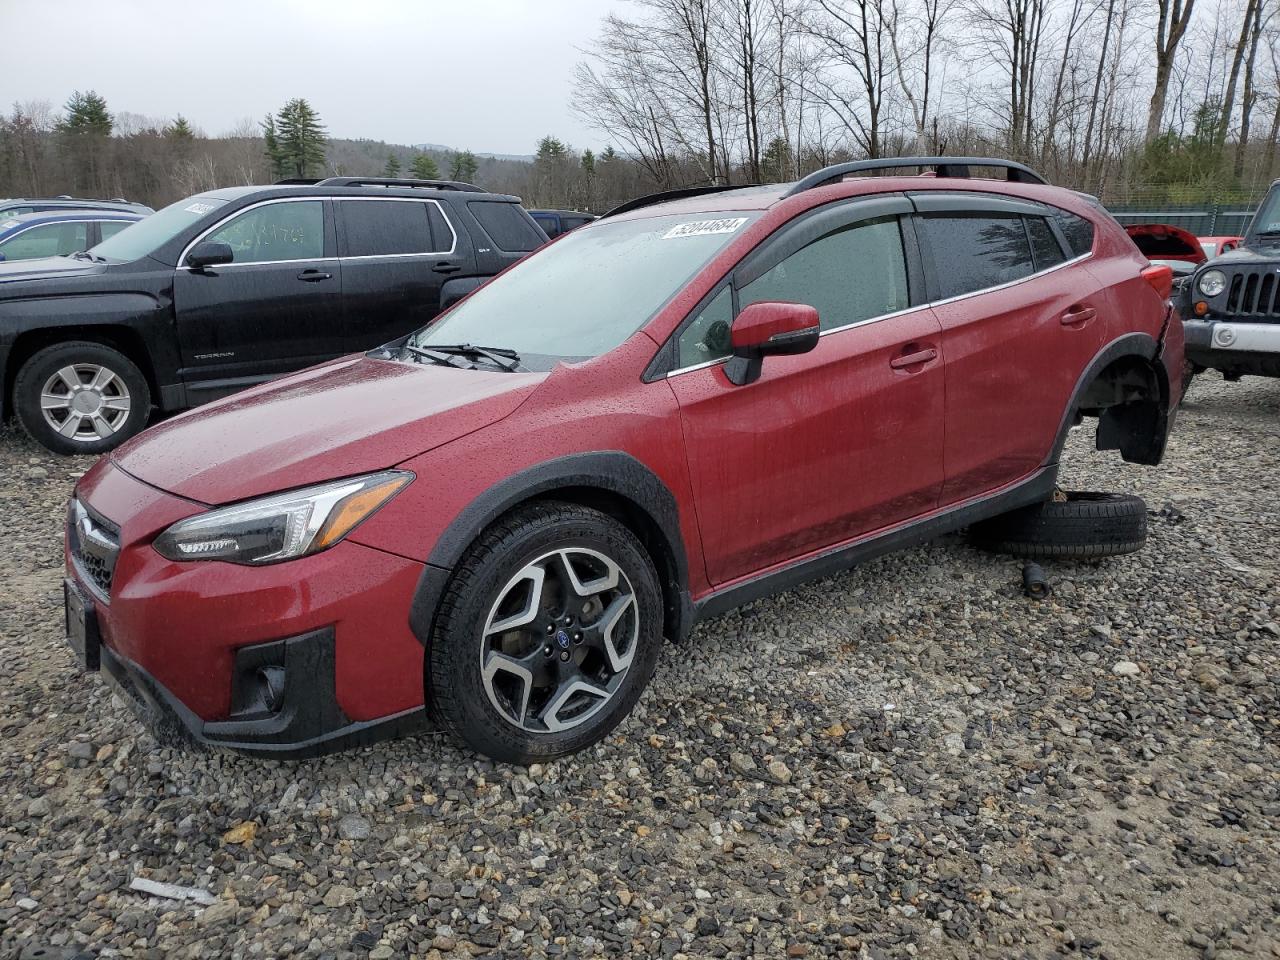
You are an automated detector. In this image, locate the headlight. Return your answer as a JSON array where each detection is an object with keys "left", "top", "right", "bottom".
[
  {"left": 1198, "top": 269, "right": 1227, "bottom": 297},
  {"left": 154, "top": 471, "right": 412, "bottom": 565}
]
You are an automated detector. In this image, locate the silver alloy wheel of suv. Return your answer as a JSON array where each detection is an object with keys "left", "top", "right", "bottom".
[
  {"left": 479, "top": 547, "right": 639, "bottom": 733},
  {"left": 39, "top": 363, "right": 132, "bottom": 441}
]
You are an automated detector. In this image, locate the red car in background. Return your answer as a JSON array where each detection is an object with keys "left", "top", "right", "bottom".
[
  {"left": 64, "top": 157, "right": 1183, "bottom": 763},
  {"left": 1196, "top": 235, "right": 1243, "bottom": 258}
]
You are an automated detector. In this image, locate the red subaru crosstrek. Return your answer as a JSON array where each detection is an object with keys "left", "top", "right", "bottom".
[{"left": 64, "top": 158, "right": 1183, "bottom": 763}]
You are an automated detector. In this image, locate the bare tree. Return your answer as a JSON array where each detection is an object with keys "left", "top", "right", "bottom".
[
  {"left": 1144, "top": 0, "right": 1198, "bottom": 144},
  {"left": 804, "top": 0, "right": 893, "bottom": 158}
]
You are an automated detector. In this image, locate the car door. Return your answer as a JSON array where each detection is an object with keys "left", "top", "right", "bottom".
[
  {"left": 666, "top": 197, "right": 945, "bottom": 587},
  {"left": 337, "top": 197, "right": 471, "bottom": 351},
  {"left": 910, "top": 193, "right": 1107, "bottom": 505},
  {"left": 172, "top": 198, "right": 343, "bottom": 402}
]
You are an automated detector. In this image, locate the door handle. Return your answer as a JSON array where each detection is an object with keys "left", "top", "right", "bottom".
[
  {"left": 297, "top": 269, "right": 331, "bottom": 282},
  {"left": 432, "top": 261, "right": 462, "bottom": 274},
  {"left": 1060, "top": 305, "right": 1097, "bottom": 327},
  {"left": 889, "top": 346, "right": 939, "bottom": 370}
]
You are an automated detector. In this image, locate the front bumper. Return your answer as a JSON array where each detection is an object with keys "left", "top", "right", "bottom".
[
  {"left": 1184, "top": 319, "right": 1280, "bottom": 377},
  {"left": 92, "top": 623, "right": 428, "bottom": 757},
  {"left": 65, "top": 458, "right": 431, "bottom": 756}
]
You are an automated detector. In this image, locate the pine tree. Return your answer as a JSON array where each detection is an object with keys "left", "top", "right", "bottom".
[
  {"left": 165, "top": 115, "right": 194, "bottom": 140},
  {"left": 262, "top": 114, "right": 287, "bottom": 179},
  {"left": 383, "top": 153, "right": 401, "bottom": 178},
  {"left": 410, "top": 152, "right": 439, "bottom": 180},
  {"left": 273, "top": 98, "right": 327, "bottom": 178},
  {"left": 449, "top": 150, "right": 479, "bottom": 183},
  {"left": 58, "top": 90, "right": 112, "bottom": 137},
  {"left": 57, "top": 90, "right": 112, "bottom": 193},
  {"left": 536, "top": 136, "right": 568, "bottom": 164},
  {"left": 580, "top": 149, "right": 596, "bottom": 176}
]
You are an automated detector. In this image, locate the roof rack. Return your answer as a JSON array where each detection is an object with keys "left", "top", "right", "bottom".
[
  {"left": 784, "top": 156, "right": 1048, "bottom": 197},
  {"left": 313, "top": 176, "right": 485, "bottom": 193},
  {"left": 603, "top": 184, "right": 760, "bottom": 218}
]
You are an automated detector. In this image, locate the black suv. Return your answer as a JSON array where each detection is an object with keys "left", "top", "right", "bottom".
[
  {"left": 0, "top": 177, "right": 547, "bottom": 453},
  {"left": 1182, "top": 178, "right": 1280, "bottom": 380}
]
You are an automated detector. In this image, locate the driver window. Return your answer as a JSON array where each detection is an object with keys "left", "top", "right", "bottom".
[
  {"left": 740, "top": 215, "right": 908, "bottom": 331},
  {"left": 204, "top": 200, "right": 324, "bottom": 264}
]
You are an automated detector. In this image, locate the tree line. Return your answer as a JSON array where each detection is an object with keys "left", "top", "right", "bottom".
[
  {"left": 1, "top": 0, "right": 1276, "bottom": 218},
  {"left": 573, "top": 0, "right": 1279, "bottom": 202}
]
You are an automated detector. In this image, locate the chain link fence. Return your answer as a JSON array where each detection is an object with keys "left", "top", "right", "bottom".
[{"left": 1098, "top": 189, "right": 1262, "bottom": 236}]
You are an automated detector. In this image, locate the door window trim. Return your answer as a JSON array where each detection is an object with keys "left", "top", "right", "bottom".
[
  {"left": 334, "top": 196, "right": 458, "bottom": 259},
  {"left": 177, "top": 196, "right": 333, "bottom": 269},
  {"left": 654, "top": 196, "right": 922, "bottom": 380}
]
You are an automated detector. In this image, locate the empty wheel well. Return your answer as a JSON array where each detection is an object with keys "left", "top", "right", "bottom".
[
  {"left": 1072, "top": 354, "right": 1168, "bottom": 466},
  {"left": 528, "top": 486, "right": 687, "bottom": 642},
  {"left": 4, "top": 326, "right": 157, "bottom": 419}
]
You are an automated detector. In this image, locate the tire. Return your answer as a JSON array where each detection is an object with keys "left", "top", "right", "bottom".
[
  {"left": 428, "top": 501, "right": 664, "bottom": 764},
  {"left": 968, "top": 491, "right": 1148, "bottom": 559},
  {"left": 13, "top": 341, "right": 151, "bottom": 455}
]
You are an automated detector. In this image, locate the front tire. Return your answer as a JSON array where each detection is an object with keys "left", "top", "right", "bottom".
[
  {"left": 13, "top": 341, "right": 151, "bottom": 455},
  {"left": 428, "top": 502, "right": 664, "bottom": 764}
]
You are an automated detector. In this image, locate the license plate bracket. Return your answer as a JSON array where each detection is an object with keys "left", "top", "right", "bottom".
[{"left": 64, "top": 579, "right": 101, "bottom": 672}]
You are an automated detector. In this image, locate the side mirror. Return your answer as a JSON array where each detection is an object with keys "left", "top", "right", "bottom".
[
  {"left": 0, "top": 252, "right": 6, "bottom": 262},
  {"left": 186, "top": 240, "right": 234, "bottom": 270},
  {"left": 724, "top": 300, "right": 820, "bottom": 386}
]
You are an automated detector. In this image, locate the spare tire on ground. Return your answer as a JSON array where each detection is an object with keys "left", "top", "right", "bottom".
[{"left": 968, "top": 491, "right": 1148, "bottom": 559}]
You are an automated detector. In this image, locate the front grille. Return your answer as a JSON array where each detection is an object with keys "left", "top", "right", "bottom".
[
  {"left": 68, "top": 499, "right": 120, "bottom": 598},
  {"left": 1225, "top": 268, "right": 1280, "bottom": 319}
]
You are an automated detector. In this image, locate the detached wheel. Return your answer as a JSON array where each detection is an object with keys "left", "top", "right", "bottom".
[
  {"left": 969, "top": 491, "right": 1148, "bottom": 559},
  {"left": 14, "top": 341, "right": 151, "bottom": 455},
  {"left": 429, "top": 502, "right": 664, "bottom": 763}
]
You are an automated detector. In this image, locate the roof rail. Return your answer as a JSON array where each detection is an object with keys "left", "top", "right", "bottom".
[
  {"left": 603, "top": 184, "right": 759, "bottom": 218},
  {"left": 784, "top": 156, "right": 1048, "bottom": 197},
  {"left": 274, "top": 178, "right": 323, "bottom": 185},
  {"left": 314, "top": 176, "right": 486, "bottom": 193}
]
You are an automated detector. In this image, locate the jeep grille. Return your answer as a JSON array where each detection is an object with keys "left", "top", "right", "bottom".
[{"left": 1225, "top": 269, "right": 1280, "bottom": 319}]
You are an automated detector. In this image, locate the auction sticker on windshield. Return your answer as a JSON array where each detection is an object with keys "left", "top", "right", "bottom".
[
  {"left": 183, "top": 202, "right": 219, "bottom": 215},
  {"left": 663, "top": 217, "right": 749, "bottom": 240}
]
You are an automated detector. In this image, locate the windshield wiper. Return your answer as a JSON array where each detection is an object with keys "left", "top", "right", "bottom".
[
  {"left": 402, "top": 344, "right": 469, "bottom": 369},
  {"left": 410, "top": 343, "right": 524, "bottom": 372},
  {"left": 69, "top": 250, "right": 107, "bottom": 263}
]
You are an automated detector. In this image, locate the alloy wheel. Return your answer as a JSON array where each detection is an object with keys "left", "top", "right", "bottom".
[
  {"left": 39, "top": 364, "right": 132, "bottom": 442},
  {"left": 479, "top": 547, "right": 639, "bottom": 734}
]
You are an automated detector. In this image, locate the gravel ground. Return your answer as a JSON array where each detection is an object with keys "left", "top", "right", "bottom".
[{"left": 1, "top": 371, "right": 1278, "bottom": 960}]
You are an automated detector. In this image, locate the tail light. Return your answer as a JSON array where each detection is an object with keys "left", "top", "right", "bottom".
[{"left": 1141, "top": 264, "right": 1173, "bottom": 300}]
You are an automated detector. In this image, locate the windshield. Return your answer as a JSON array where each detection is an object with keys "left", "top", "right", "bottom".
[
  {"left": 410, "top": 211, "right": 760, "bottom": 365},
  {"left": 90, "top": 195, "right": 227, "bottom": 263},
  {"left": 1251, "top": 188, "right": 1280, "bottom": 239}
]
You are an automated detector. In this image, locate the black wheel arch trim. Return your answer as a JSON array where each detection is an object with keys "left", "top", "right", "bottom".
[
  {"left": 1045, "top": 331, "right": 1164, "bottom": 466},
  {"left": 408, "top": 451, "right": 694, "bottom": 649}
]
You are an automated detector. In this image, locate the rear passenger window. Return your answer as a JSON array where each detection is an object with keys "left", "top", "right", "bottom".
[
  {"left": 1026, "top": 217, "right": 1067, "bottom": 270},
  {"left": 1053, "top": 210, "right": 1095, "bottom": 257},
  {"left": 343, "top": 200, "right": 438, "bottom": 256},
  {"left": 917, "top": 214, "right": 1033, "bottom": 299},
  {"left": 740, "top": 215, "right": 909, "bottom": 331},
  {"left": 425, "top": 204, "right": 455, "bottom": 252},
  {"left": 98, "top": 220, "right": 132, "bottom": 242},
  {"left": 468, "top": 201, "right": 545, "bottom": 252}
]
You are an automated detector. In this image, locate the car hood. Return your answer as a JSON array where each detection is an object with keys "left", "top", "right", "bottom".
[
  {"left": 0, "top": 255, "right": 106, "bottom": 283},
  {"left": 111, "top": 355, "right": 545, "bottom": 504},
  {"left": 1125, "top": 223, "right": 1205, "bottom": 263},
  {"left": 1209, "top": 244, "right": 1279, "bottom": 265}
]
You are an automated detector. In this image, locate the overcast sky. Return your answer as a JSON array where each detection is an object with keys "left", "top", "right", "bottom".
[{"left": 1, "top": 0, "right": 624, "bottom": 155}]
